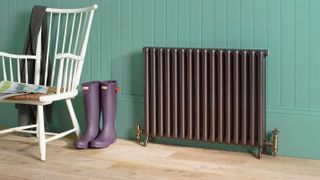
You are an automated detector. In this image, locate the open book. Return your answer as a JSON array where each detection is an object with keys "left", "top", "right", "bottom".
[{"left": 0, "top": 81, "right": 48, "bottom": 100}]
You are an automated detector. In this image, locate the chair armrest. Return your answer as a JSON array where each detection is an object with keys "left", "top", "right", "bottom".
[
  {"left": 55, "top": 53, "right": 82, "bottom": 61},
  {"left": 0, "top": 52, "right": 38, "bottom": 82},
  {"left": 0, "top": 51, "right": 37, "bottom": 60}
]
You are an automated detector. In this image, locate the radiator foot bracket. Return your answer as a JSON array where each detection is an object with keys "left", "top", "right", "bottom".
[
  {"left": 136, "top": 125, "right": 278, "bottom": 159},
  {"left": 257, "top": 147, "right": 263, "bottom": 159}
]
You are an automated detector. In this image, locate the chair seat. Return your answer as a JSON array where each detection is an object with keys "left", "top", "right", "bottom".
[{"left": 6, "top": 87, "right": 58, "bottom": 101}]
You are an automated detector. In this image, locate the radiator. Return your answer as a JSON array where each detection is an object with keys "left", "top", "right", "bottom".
[{"left": 136, "top": 47, "right": 278, "bottom": 159}]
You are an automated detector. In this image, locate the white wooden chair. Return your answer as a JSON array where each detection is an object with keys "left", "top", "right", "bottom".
[{"left": 0, "top": 4, "right": 98, "bottom": 161}]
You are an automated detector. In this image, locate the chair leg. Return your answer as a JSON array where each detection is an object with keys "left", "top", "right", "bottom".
[
  {"left": 37, "top": 105, "right": 46, "bottom": 161},
  {"left": 66, "top": 99, "right": 81, "bottom": 139},
  {"left": 36, "top": 113, "right": 39, "bottom": 138}
]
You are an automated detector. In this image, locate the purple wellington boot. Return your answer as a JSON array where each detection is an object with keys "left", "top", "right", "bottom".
[
  {"left": 90, "top": 80, "right": 118, "bottom": 148},
  {"left": 74, "top": 81, "right": 101, "bottom": 149}
]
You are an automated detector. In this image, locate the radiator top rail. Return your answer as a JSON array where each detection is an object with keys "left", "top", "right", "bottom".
[{"left": 143, "top": 47, "right": 269, "bottom": 57}]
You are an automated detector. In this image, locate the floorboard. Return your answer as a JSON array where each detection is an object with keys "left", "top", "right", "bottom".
[{"left": 0, "top": 134, "right": 319, "bottom": 180}]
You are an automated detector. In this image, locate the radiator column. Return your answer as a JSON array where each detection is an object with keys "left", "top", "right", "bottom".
[
  {"left": 218, "top": 50, "right": 224, "bottom": 143},
  {"left": 165, "top": 49, "right": 171, "bottom": 138},
  {"left": 233, "top": 50, "right": 240, "bottom": 144},
  {"left": 209, "top": 50, "right": 216, "bottom": 143},
  {"left": 179, "top": 49, "right": 185, "bottom": 139},
  {"left": 202, "top": 50, "right": 208, "bottom": 142}
]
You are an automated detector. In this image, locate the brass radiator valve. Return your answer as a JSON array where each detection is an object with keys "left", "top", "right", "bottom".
[
  {"left": 265, "top": 128, "right": 279, "bottom": 158},
  {"left": 136, "top": 124, "right": 143, "bottom": 143},
  {"left": 135, "top": 124, "right": 148, "bottom": 147}
]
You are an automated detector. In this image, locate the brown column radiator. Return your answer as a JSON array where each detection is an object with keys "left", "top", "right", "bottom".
[{"left": 136, "top": 47, "right": 278, "bottom": 159}]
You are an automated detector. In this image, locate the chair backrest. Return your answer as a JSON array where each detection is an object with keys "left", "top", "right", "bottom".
[
  {"left": 42, "top": 4, "right": 98, "bottom": 93},
  {"left": 0, "top": 4, "right": 97, "bottom": 95}
]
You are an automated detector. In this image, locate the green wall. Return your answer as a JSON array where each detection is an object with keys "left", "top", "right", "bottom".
[{"left": 0, "top": 0, "right": 319, "bottom": 159}]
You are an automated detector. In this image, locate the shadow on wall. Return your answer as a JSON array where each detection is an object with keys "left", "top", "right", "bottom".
[
  {"left": 12, "top": 12, "right": 29, "bottom": 52},
  {"left": 0, "top": 104, "right": 18, "bottom": 127},
  {"left": 48, "top": 95, "right": 85, "bottom": 133}
]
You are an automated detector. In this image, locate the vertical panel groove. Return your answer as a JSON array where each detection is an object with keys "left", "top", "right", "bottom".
[
  {"left": 307, "top": 0, "right": 310, "bottom": 108},
  {"left": 279, "top": 0, "right": 282, "bottom": 106},
  {"left": 293, "top": 0, "right": 296, "bottom": 107}
]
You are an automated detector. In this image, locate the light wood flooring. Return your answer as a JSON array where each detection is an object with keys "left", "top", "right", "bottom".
[{"left": 0, "top": 134, "right": 319, "bottom": 180}]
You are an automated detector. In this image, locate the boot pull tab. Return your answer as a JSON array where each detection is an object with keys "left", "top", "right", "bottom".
[
  {"left": 115, "top": 86, "right": 120, "bottom": 94},
  {"left": 101, "top": 86, "right": 108, "bottom": 90},
  {"left": 83, "top": 86, "right": 89, "bottom": 90}
]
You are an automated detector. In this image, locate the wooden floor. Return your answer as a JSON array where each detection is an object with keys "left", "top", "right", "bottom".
[{"left": 0, "top": 134, "right": 319, "bottom": 180}]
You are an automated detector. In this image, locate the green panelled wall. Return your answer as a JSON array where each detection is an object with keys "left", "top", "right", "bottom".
[{"left": 0, "top": 0, "right": 319, "bottom": 159}]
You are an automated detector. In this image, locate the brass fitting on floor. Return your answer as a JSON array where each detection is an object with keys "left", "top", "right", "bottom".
[
  {"left": 265, "top": 128, "right": 279, "bottom": 158},
  {"left": 135, "top": 124, "right": 149, "bottom": 147},
  {"left": 136, "top": 124, "right": 143, "bottom": 143}
]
